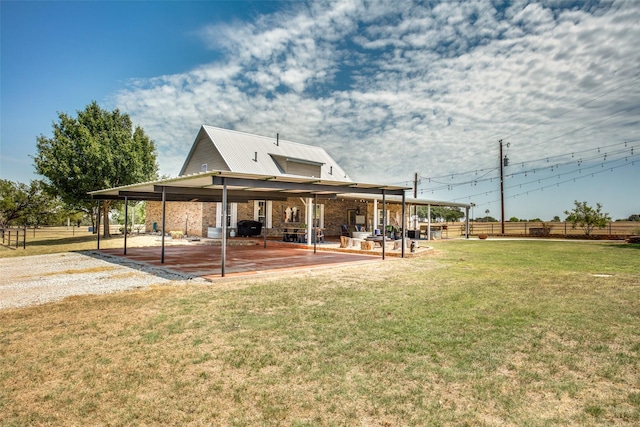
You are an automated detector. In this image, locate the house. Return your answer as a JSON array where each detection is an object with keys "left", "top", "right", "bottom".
[
  {"left": 144, "top": 126, "right": 414, "bottom": 238},
  {"left": 91, "top": 125, "right": 471, "bottom": 241}
]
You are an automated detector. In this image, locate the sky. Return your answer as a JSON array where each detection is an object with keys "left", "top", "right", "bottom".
[{"left": 1, "top": 0, "right": 638, "bottom": 221}]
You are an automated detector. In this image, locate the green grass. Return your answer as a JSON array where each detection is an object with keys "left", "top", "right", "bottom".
[
  {"left": 1, "top": 239, "right": 639, "bottom": 425},
  {"left": 0, "top": 226, "right": 142, "bottom": 258}
]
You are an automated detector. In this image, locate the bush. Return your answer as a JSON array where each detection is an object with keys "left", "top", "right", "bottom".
[{"left": 169, "top": 231, "right": 184, "bottom": 239}]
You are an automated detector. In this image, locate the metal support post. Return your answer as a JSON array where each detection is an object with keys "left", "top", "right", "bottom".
[
  {"left": 161, "top": 186, "right": 166, "bottom": 263},
  {"left": 123, "top": 196, "right": 128, "bottom": 255},
  {"left": 382, "top": 190, "right": 386, "bottom": 260},
  {"left": 221, "top": 178, "right": 227, "bottom": 277}
]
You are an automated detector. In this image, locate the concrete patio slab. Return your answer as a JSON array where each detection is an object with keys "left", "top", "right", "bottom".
[{"left": 98, "top": 243, "right": 381, "bottom": 281}]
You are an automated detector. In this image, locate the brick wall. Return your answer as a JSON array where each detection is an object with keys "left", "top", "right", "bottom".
[
  {"left": 146, "top": 197, "right": 409, "bottom": 238},
  {"left": 146, "top": 201, "right": 204, "bottom": 236}
]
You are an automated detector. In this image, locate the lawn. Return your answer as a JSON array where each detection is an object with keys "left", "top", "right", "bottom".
[
  {"left": 1, "top": 239, "right": 638, "bottom": 425},
  {"left": 0, "top": 227, "right": 155, "bottom": 258}
]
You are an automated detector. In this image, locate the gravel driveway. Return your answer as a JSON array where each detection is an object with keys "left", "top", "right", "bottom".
[{"left": 0, "top": 251, "right": 205, "bottom": 310}]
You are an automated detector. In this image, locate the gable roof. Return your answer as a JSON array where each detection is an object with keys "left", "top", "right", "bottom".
[{"left": 179, "top": 126, "right": 352, "bottom": 182}]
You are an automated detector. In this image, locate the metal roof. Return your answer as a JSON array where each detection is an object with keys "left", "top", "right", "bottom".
[
  {"left": 89, "top": 170, "right": 410, "bottom": 202},
  {"left": 180, "top": 126, "right": 352, "bottom": 182},
  {"left": 337, "top": 193, "right": 471, "bottom": 208}
]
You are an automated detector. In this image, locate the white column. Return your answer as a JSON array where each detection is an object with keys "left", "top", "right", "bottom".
[
  {"left": 373, "top": 199, "right": 378, "bottom": 233},
  {"left": 306, "top": 198, "right": 313, "bottom": 246}
]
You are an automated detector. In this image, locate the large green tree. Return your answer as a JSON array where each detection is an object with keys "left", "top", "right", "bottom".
[
  {"left": 564, "top": 200, "right": 612, "bottom": 236},
  {"left": 34, "top": 102, "right": 158, "bottom": 237}
]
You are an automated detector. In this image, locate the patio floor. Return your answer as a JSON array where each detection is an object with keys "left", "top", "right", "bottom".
[{"left": 97, "top": 241, "right": 381, "bottom": 281}]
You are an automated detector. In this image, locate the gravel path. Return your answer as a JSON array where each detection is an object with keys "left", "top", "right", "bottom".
[{"left": 0, "top": 251, "right": 205, "bottom": 310}]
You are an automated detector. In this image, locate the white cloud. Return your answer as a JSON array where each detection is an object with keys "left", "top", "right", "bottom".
[{"left": 115, "top": 0, "right": 640, "bottom": 202}]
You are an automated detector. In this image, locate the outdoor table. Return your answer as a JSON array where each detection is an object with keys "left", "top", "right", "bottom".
[{"left": 282, "top": 228, "right": 307, "bottom": 242}]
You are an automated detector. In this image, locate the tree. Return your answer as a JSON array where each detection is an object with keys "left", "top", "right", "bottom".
[
  {"left": 0, "top": 180, "right": 61, "bottom": 228},
  {"left": 34, "top": 101, "right": 158, "bottom": 237},
  {"left": 112, "top": 200, "right": 146, "bottom": 233},
  {"left": 417, "top": 206, "right": 465, "bottom": 222},
  {"left": 564, "top": 200, "right": 611, "bottom": 236}
]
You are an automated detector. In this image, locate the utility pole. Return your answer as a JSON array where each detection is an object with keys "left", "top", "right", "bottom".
[
  {"left": 499, "top": 140, "right": 509, "bottom": 234},
  {"left": 413, "top": 172, "right": 418, "bottom": 231}
]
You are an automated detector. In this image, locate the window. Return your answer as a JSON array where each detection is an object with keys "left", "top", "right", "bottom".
[
  {"left": 216, "top": 202, "right": 237, "bottom": 228},
  {"left": 201, "top": 163, "right": 207, "bottom": 172},
  {"left": 378, "top": 209, "right": 390, "bottom": 227},
  {"left": 253, "top": 200, "right": 272, "bottom": 228}
]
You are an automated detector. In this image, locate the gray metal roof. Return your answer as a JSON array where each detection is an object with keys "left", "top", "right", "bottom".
[
  {"left": 337, "top": 193, "right": 471, "bottom": 208},
  {"left": 182, "top": 126, "right": 352, "bottom": 182},
  {"left": 89, "top": 170, "right": 410, "bottom": 202}
]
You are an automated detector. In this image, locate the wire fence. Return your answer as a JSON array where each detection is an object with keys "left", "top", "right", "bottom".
[
  {"left": 444, "top": 221, "right": 639, "bottom": 238},
  {"left": 1, "top": 228, "right": 27, "bottom": 249},
  {"left": 0, "top": 225, "right": 145, "bottom": 250}
]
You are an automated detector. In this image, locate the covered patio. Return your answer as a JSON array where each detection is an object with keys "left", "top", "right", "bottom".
[{"left": 90, "top": 171, "right": 418, "bottom": 277}]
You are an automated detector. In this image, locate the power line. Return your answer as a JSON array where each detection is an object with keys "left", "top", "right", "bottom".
[
  {"left": 418, "top": 140, "right": 636, "bottom": 192},
  {"left": 447, "top": 153, "right": 638, "bottom": 203}
]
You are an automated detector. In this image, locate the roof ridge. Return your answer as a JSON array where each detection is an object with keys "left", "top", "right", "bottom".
[{"left": 202, "top": 125, "right": 328, "bottom": 152}]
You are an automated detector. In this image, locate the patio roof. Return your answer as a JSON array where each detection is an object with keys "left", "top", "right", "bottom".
[
  {"left": 337, "top": 193, "right": 471, "bottom": 209},
  {"left": 89, "top": 170, "right": 410, "bottom": 202}
]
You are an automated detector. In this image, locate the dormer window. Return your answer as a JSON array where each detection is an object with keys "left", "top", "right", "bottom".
[{"left": 270, "top": 155, "right": 323, "bottom": 178}]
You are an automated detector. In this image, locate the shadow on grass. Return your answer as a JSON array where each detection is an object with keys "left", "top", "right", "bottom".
[
  {"left": 606, "top": 242, "right": 640, "bottom": 250},
  {"left": 23, "top": 234, "right": 101, "bottom": 247}
]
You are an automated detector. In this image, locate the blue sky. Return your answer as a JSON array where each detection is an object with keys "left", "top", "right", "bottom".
[{"left": 1, "top": 0, "right": 638, "bottom": 221}]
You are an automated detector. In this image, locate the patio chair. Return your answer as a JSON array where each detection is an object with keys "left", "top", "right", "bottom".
[{"left": 341, "top": 225, "right": 349, "bottom": 237}]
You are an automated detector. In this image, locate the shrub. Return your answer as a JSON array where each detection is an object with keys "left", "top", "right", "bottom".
[{"left": 169, "top": 231, "right": 184, "bottom": 239}]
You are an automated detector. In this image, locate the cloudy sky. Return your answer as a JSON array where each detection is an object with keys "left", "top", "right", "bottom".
[{"left": 2, "top": 0, "right": 638, "bottom": 220}]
